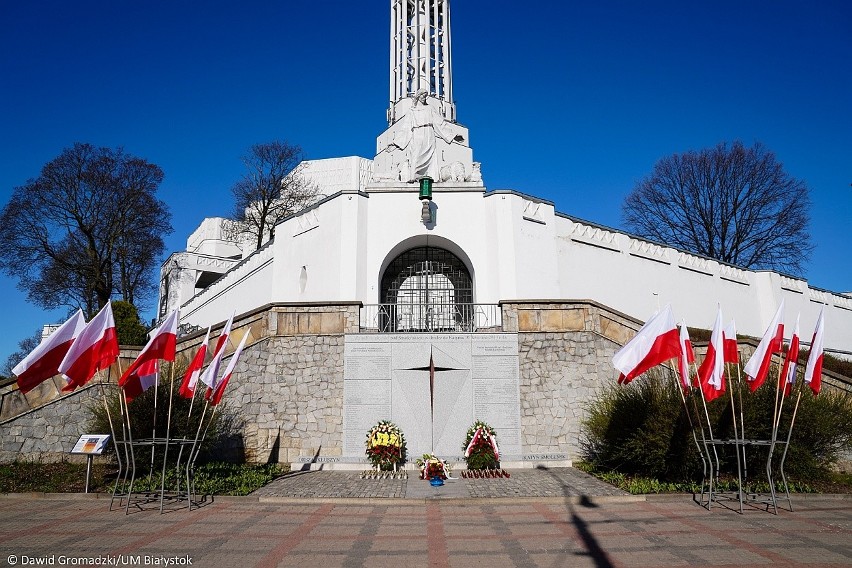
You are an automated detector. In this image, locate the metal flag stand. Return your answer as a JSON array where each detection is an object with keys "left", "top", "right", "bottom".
[
  {"left": 699, "top": 353, "right": 792, "bottom": 514},
  {"left": 109, "top": 355, "right": 208, "bottom": 513}
]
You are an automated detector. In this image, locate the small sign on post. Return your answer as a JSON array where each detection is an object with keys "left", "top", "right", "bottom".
[{"left": 70, "top": 434, "right": 110, "bottom": 493}]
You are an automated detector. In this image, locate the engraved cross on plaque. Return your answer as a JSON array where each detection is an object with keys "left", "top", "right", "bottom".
[{"left": 407, "top": 348, "right": 455, "bottom": 451}]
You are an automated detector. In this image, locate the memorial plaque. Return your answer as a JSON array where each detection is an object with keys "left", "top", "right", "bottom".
[
  {"left": 472, "top": 334, "right": 518, "bottom": 356},
  {"left": 344, "top": 379, "right": 391, "bottom": 406},
  {"left": 391, "top": 341, "right": 430, "bottom": 371},
  {"left": 343, "top": 403, "right": 390, "bottom": 455},
  {"left": 391, "top": 370, "right": 431, "bottom": 457},
  {"left": 430, "top": 340, "right": 472, "bottom": 369},
  {"left": 472, "top": 356, "right": 518, "bottom": 380},
  {"left": 344, "top": 355, "right": 392, "bottom": 380},
  {"left": 432, "top": 370, "right": 473, "bottom": 457},
  {"left": 343, "top": 333, "right": 522, "bottom": 460},
  {"left": 494, "top": 428, "right": 522, "bottom": 455},
  {"left": 474, "top": 402, "right": 520, "bottom": 430},
  {"left": 472, "top": 379, "right": 518, "bottom": 404}
]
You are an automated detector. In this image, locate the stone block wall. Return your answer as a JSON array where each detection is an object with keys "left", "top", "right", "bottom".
[
  {"left": 0, "top": 302, "right": 357, "bottom": 464},
  {"left": 233, "top": 334, "right": 345, "bottom": 464},
  {"left": 5, "top": 299, "right": 849, "bottom": 467},
  {"left": 502, "top": 301, "right": 642, "bottom": 461},
  {"left": 0, "top": 382, "right": 108, "bottom": 462}
]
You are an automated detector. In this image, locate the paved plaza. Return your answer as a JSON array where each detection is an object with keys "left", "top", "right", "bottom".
[
  {"left": 251, "top": 466, "right": 631, "bottom": 500},
  {"left": 1, "top": 468, "right": 850, "bottom": 567}
]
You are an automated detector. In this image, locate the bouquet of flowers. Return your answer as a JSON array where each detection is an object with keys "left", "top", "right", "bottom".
[
  {"left": 365, "top": 420, "right": 406, "bottom": 470},
  {"left": 415, "top": 453, "right": 451, "bottom": 480},
  {"left": 462, "top": 420, "right": 500, "bottom": 470}
]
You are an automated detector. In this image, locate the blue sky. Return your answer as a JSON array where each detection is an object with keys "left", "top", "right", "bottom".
[{"left": 1, "top": 1, "right": 850, "bottom": 365}]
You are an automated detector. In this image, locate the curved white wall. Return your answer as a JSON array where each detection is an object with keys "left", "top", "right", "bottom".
[{"left": 175, "top": 186, "right": 851, "bottom": 356}]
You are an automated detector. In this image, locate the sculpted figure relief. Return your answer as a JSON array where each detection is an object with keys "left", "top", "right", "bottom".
[{"left": 387, "top": 89, "right": 464, "bottom": 182}]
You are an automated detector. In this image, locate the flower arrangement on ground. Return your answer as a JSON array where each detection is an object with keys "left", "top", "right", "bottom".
[
  {"left": 415, "top": 453, "right": 451, "bottom": 480},
  {"left": 365, "top": 420, "right": 406, "bottom": 471},
  {"left": 462, "top": 420, "right": 500, "bottom": 470}
]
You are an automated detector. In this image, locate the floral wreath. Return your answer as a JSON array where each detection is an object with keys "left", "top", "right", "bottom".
[
  {"left": 365, "top": 420, "right": 406, "bottom": 470},
  {"left": 415, "top": 453, "right": 452, "bottom": 480},
  {"left": 462, "top": 420, "right": 500, "bottom": 470}
]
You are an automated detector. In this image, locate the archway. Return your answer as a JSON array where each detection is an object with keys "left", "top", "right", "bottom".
[{"left": 380, "top": 246, "right": 473, "bottom": 332}]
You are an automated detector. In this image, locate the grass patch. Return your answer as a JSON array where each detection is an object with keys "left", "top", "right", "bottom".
[
  {"left": 575, "top": 461, "right": 851, "bottom": 495},
  {"left": 0, "top": 460, "right": 287, "bottom": 496}
]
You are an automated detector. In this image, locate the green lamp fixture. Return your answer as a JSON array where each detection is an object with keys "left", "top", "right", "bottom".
[
  {"left": 419, "top": 176, "right": 433, "bottom": 223},
  {"left": 419, "top": 176, "right": 433, "bottom": 200}
]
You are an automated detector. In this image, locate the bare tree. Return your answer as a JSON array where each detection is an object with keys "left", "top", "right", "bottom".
[
  {"left": 2, "top": 329, "right": 42, "bottom": 378},
  {"left": 622, "top": 141, "right": 812, "bottom": 276},
  {"left": 0, "top": 143, "right": 172, "bottom": 317},
  {"left": 230, "top": 141, "right": 319, "bottom": 251}
]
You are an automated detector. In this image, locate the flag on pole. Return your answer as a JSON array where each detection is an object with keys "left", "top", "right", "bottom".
[
  {"left": 122, "top": 359, "right": 159, "bottom": 403},
  {"left": 119, "top": 309, "right": 179, "bottom": 387},
  {"left": 207, "top": 332, "right": 248, "bottom": 406},
  {"left": 59, "top": 303, "right": 119, "bottom": 392},
  {"left": 779, "top": 314, "right": 800, "bottom": 397},
  {"left": 178, "top": 326, "right": 210, "bottom": 399},
  {"left": 13, "top": 310, "right": 86, "bottom": 394},
  {"left": 612, "top": 304, "right": 680, "bottom": 384},
  {"left": 744, "top": 302, "right": 785, "bottom": 393},
  {"left": 211, "top": 313, "right": 234, "bottom": 358},
  {"left": 199, "top": 314, "right": 234, "bottom": 390},
  {"left": 697, "top": 307, "right": 726, "bottom": 402},
  {"left": 804, "top": 307, "right": 825, "bottom": 396},
  {"left": 723, "top": 319, "right": 739, "bottom": 364},
  {"left": 677, "top": 321, "right": 694, "bottom": 392}
]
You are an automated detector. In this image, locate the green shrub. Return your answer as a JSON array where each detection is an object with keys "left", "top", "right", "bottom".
[
  {"left": 581, "top": 371, "right": 705, "bottom": 481},
  {"left": 581, "top": 366, "right": 852, "bottom": 483},
  {"left": 112, "top": 300, "right": 149, "bottom": 346},
  {"left": 88, "top": 361, "right": 244, "bottom": 472}
]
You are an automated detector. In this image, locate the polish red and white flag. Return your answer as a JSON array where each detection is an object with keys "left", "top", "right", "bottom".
[
  {"left": 804, "top": 308, "right": 825, "bottom": 396},
  {"left": 612, "top": 304, "right": 680, "bottom": 384},
  {"left": 119, "top": 310, "right": 178, "bottom": 402},
  {"left": 208, "top": 332, "right": 249, "bottom": 406},
  {"left": 677, "top": 321, "right": 695, "bottom": 392},
  {"left": 200, "top": 313, "right": 234, "bottom": 390},
  {"left": 59, "top": 303, "right": 119, "bottom": 391},
  {"left": 119, "top": 310, "right": 178, "bottom": 386},
  {"left": 779, "top": 315, "right": 800, "bottom": 397},
  {"left": 723, "top": 319, "right": 739, "bottom": 364},
  {"left": 744, "top": 302, "right": 785, "bottom": 393},
  {"left": 698, "top": 307, "right": 726, "bottom": 402},
  {"left": 13, "top": 310, "right": 85, "bottom": 394},
  {"left": 122, "top": 359, "right": 159, "bottom": 403},
  {"left": 178, "top": 326, "right": 211, "bottom": 399}
]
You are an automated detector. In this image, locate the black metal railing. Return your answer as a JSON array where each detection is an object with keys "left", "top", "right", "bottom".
[{"left": 360, "top": 303, "right": 501, "bottom": 333}]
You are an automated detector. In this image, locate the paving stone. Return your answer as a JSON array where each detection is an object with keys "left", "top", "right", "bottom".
[{"left": 251, "top": 467, "right": 628, "bottom": 500}]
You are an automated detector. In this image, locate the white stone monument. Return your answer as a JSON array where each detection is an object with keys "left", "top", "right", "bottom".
[
  {"left": 370, "top": 0, "right": 481, "bottom": 186},
  {"left": 343, "top": 334, "right": 522, "bottom": 465}
]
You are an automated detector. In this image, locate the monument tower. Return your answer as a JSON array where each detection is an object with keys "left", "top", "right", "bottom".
[
  {"left": 388, "top": 0, "right": 455, "bottom": 124},
  {"left": 372, "top": 0, "right": 480, "bottom": 186}
]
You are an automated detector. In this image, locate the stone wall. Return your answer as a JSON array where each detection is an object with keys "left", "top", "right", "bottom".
[
  {"left": 233, "top": 334, "right": 345, "bottom": 464},
  {"left": 502, "top": 301, "right": 642, "bottom": 462},
  {"left": 4, "top": 299, "right": 849, "bottom": 467},
  {"left": 0, "top": 382, "right": 108, "bottom": 462},
  {"left": 0, "top": 302, "right": 357, "bottom": 464}
]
